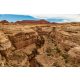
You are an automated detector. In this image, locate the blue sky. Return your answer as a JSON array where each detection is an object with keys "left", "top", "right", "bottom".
[{"left": 0, "top": 14, "right": 37, "bottom": 22}]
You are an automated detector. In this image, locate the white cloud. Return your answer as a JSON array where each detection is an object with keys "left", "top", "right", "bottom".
[{"left": 33, "top": 14, "right": 80, "bottom": 22}]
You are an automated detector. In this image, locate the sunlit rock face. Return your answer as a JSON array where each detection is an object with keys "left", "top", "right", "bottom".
[{"left": 0, "top": 31, "right": 12, "bottom": 50}]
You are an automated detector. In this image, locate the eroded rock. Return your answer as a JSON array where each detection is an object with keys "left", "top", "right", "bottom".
[
  {"left": 0, "top": 31, "right": 13, "bottom": 57},
  {"left": 7, "top": 50, "right": 30, "bottom": 67},
  {"left": 68, "top": 47, "right": 80, "bottom": 59},
  {"left": 35, "top": 54, "right": 54, "bottom": 67}
]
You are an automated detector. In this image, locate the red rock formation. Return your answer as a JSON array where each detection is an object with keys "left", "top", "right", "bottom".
[
  {"left": 0, "top": 20, "right": 9, "bottom": 24},
  {"left": 15, "top": 19, "right": 50, "bottom": 24}
]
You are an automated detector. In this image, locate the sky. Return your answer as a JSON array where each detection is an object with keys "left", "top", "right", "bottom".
[
  {"left": 34, "top": 14, "right": 80, "bottom": 22},
  {"left": 0, "top": 14, "right": 80, "bottom": 23},
  {"left": 0, "top": 0, "right": 80, "bottom": 22},
  {"left": 0, "top": 0, "right": 80, "bottom": 14}
]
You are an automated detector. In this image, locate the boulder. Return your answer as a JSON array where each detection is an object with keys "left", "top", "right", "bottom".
[
  {"left": 0, "top": 31, "right": 12, "bottom": 57},
  {"left": 68, "top": 47, "right": 80, "bottom": 59},
  {"left": 7, "top": 50, "right": 30, "bottom": 67},
  {"left": 0, "top": 31, "right": 12, "bottom": 50},
  {"left": 35, "top": 54, "right": 54, "bottom": 67}
]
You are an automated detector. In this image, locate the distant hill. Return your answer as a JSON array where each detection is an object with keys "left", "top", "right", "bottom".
[{"left": 15, "top": 19, "right": 50, "bottom": 24}]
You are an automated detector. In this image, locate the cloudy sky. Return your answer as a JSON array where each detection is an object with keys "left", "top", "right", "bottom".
[
  {"left": 0, "top": 14, "right": 80, "bottom": 23},
  {"left": 0, "top": 0, "right": 80, "bottom": 22},
  {"left": 33, "top": 14, "right": 80, "bottom": 22}
]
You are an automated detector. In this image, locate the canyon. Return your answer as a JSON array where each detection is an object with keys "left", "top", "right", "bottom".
[{"left": 0, "top": 21, "right": 80, "bottom": 66}]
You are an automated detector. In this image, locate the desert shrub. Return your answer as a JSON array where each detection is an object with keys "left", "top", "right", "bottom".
[
  {"left": 46, "top": 47, "right": 52, "bottom": 53},
  {"left": 35, "top": 36, "right": 45, "bottom": 48},
  {"left": 53, "top": 62, "right": 60, "bottom": 67},
  {"left": 55, "top": 47, "right": 61, "bottom": 53},
  {"left": 61, "top": 53, "right": 69, "bottom": 63},
  {"left": 62, "top": 54, "right": 69, "bottom": 59}
]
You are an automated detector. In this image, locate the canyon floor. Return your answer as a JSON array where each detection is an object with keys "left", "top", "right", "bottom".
[{"left": 0, "top": 22, "right": 80, "bottom": 67}]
